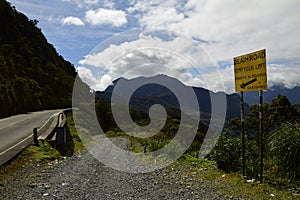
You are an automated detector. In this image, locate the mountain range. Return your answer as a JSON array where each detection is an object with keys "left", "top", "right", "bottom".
[
  {"left": 95, "top": 75, "right": 250, "bottom": 126},
  {"left": 244, "top": 85, "right": 300, "bottom": 105},
  {"left": 96, "top": 75, "right": 300, "bottom": 126}
]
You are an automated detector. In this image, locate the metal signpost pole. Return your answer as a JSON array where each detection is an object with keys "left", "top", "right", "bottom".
[
  {"left": 259, "top": 90, "right": 263, "bottom": 183},
  {"left": 240, "top": 91, "right": 245, "bottom": 177}
]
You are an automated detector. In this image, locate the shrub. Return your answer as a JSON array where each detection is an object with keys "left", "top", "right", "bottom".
[
  {"left": 269, "top": 122, "right": 300, "bottom": 179},
  {"left": 245, "top": 138, "right": 260, "bottom": 179},
  {"left": 207, "top": 131, "right": 241, "bottom": 172}
]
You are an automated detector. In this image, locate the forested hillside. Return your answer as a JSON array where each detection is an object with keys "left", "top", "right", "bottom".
[
  {"left": 96, "top": 75, "right": 248, "bottom": 123},
  {"left": 0, "top": 0, "right": 77, "bottom": 118}
]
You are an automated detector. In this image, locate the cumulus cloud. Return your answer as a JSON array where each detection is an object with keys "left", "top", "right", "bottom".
[
  {"left": 128, "top": 0, "right": 300, "bottom": 64},
  {"left": 128, "top": 0, "right": 185, "bottom": 27},
  {"left": 115, "top": 0, "right": 300, "bottom": 92},
  {"left": 61, "top": 16, "right": 85, "bottom": 26},
  {"left": 78, "top": 30, "right": 300, "bottom": 92},
  {"left": 79, "top": 31, "right": 212, "bottom": 68},
  {"left": 268, "top": 63, "right": 300, "bottom": 89},
  {"left": 85, "top": 8, "right": 127, "bottom": 27},
  {"left": 84, "top": 0, "right": 99, "bottom": 4},
  {"left": 139, "top": 7, "right": 185, "bottom": 28},
  {"left": 78, "top": 30, "right": 222, "bottom": 91},
  {"left": 62, "top": 0, "right": 114, "bottom": 9},
  {"left": 127, "top": 0, "right": 180, "bottom": 13},
  {"left": 77, "top": 67, "right": 106, "bottom": 89}
]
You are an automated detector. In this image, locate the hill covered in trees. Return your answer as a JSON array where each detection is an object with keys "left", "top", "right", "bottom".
[
  {"left": 0, "top": 0, "right": 78, "bottom": 118},
  {"left": 96, "top": 75, "right": 249, "bottom": 123}
]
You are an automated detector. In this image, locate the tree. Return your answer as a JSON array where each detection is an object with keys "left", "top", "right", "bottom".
[
  {"left": 95, "top": 99, "right": 116, "bottom": 133},
  {"left": 30, "top": 19, "right": 39, "bottom": 26},
  {"left": 270, "top": 94, "right": 299, "bottom": 124}
]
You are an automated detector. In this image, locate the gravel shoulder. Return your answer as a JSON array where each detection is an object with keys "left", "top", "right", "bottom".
[{"left": 0, "top": 149, "right": 232, "bottom": 200}]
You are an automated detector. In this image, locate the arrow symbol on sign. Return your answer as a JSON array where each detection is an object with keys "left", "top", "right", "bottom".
[{"left": 240, "top": 78, "right": 257, "bottom": 89}]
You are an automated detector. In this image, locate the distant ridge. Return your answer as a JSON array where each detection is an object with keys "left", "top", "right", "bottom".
[
  {"left": 96, "top": 75, "right": 250, "bottom": 123},
  {"left": 244, "top": 85, "right": 300, "bottom": 105}
]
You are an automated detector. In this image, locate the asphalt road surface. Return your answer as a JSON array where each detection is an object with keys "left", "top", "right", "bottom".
[{"left": 0, "top": 109, "right": 62, "bottom": 164}]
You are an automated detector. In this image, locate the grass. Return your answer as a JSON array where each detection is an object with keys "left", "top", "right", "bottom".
[
  {"left": 105, "top": 128, "right": 300, "bottom": 199},
  {"left": 177, "top": 154, "right": 300, "bottom": 199},
  {"left": 66, "top": 113, "right": 86, "bottom": 154},
  {"left": 0, "top": 141, "right": 61, "bottom": 180}
]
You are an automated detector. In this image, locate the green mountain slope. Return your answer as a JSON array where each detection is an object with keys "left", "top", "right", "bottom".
[{"left": 0, "top": 0, "right": 77, "bottom": 118}]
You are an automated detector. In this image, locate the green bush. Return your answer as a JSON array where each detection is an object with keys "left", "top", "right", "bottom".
[
  {"left": 269, "top": 122, "right": 300, "bottom": 179},
  {"left": 207, "top": 131, "right": 241, "bottom": 172},
  {"left": 245, "top": 138, "right": 260, "bottom": 179}
]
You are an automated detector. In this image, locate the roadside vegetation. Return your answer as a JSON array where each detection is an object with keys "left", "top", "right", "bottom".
[
  {"left": 97, "top": 94, "right": 300, "bottom": 198},
  {"left": 175, "top": 155, "right": 298, "bottom": 199},
  {"left": 208, "top": 95, "right": 300, "bottom": 182}
]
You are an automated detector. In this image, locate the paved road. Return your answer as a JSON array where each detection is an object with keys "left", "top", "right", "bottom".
[{"left": 0, "top": 110, "right": 62, "bottom": 164}]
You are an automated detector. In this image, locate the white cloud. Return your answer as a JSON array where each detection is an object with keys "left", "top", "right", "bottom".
[
  {"left": 139, "top": 7, "right": 185, "bottom": 28},
  {"left": 77, "top": 67, "right": 104, "bottom": 89},
  {"left": 128, "top": 0, "right": 186, "bottom": 28},
  {"left": 79, "top": 32, "right": 300, "bottom": 92},
  {"left": 128, "top": 0, "right": 300, "bottom": 64},
  {"left": 84, "top": 0, "right": 99, "bottom": 4},
  {"left": 268, "top": 63, "right": 300, "bottom": 89},
  {"left": 203, "top": 65, "right": 236, "bottom": 93},
  {"left": 120, "top": 0, "right": 300, "bottom": 92},
  {"left": 128, "top": 0, "right": 179, "bottom": 13},
  {"left": 78, "top": 31, "right": 221, "bottom": 91},
  {"left": 79, "top": 32, "right": 213, "bottom": 68},
  {"left": 85, "top": 8, "right": 127, "bottom": 27},
  {"left": 61, "top": 16, "right": 85, "bottom": 26},
  {"left": 62, "top": 0, "right": 114, "bottom": 9}
]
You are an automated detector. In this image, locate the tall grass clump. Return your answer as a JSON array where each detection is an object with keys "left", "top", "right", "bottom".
[{"left": 269, "top": 122, "right": 300, "bottom": 180}]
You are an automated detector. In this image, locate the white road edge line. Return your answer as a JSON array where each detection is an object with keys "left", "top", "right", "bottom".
[{"left": 0, "top": 133, "right": 32, "bottom": 156}]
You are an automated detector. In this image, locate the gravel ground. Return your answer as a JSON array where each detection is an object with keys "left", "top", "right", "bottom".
[
  {"left": 0, "top": 149, "right": 240, "bottom": 200},
  {"left": 0, "top": 137, "right": 240, "bottom": 200}
]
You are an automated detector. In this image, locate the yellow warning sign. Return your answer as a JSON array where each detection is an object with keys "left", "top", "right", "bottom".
[{"left": 234, "top": 49, "right": 267, "bottom": 92}]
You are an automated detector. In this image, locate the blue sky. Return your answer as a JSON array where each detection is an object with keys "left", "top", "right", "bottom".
[{"left": 8, "top": 0, "right": 300, "bottom": 93}]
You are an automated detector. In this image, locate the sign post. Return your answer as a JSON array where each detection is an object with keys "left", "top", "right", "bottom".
[
  {"left": 259, "top": 90, "right": 263, "bottom": 183},
  {"left": 240, "top": 91, "right": 246, "bottom": 177},
  {"left": 234, "top": 49, "right": 267, "bottom": 183}
]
